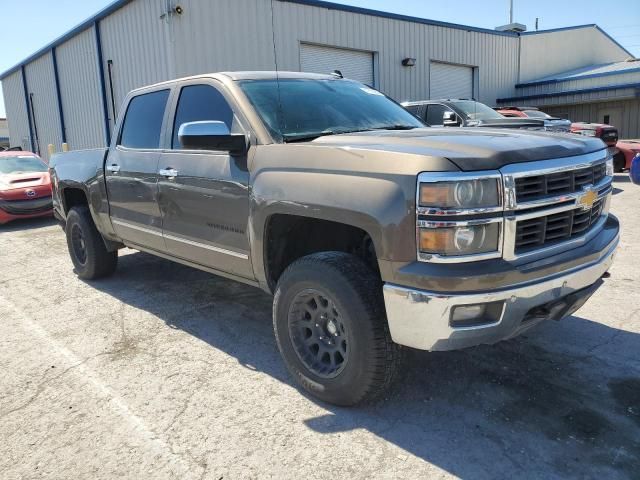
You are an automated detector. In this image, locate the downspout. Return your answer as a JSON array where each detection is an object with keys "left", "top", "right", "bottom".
[
  {"left": 20, "top": 65, "right": 35, "bottom": 152},
  {"left": 51, "top": 47, "right": 67, "bottom": 144},
  {"left": 94, "top": 21, "right": 111, "bottom": 146}
]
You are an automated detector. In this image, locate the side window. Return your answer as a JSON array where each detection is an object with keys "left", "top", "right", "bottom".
[
  {"left": 425, "top": 104, "right": 447, "bottom": 126},
  {"left": 172, "top": 84, "right": 234, "bottom": 149},
  {"left": 119, "top": 90, "right": 170, "bottom": 149}
]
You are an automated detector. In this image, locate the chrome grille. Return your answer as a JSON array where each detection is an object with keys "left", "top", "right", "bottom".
[
  {"left": 515, "top": 162, "right": 606, "bottom": 203},
  {"left": 514, "top": 199, "right": 604, "bottom": 253}
]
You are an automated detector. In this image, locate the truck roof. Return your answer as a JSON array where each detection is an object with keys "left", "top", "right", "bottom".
[{"left": 129, "top": 71, "right": 341, "bottom": 94}]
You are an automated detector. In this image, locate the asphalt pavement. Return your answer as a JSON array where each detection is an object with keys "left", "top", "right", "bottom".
[{"left": 0, "top": 174, "right": 638, "bottom": 479}]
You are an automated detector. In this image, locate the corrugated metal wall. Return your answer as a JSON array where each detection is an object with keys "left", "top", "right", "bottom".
[
  {"left": 99, "top": 0, "right": 171, "bottom": 131},
  {"left": 10, "top": 0, "right": 634, "bottom": 154},
  {"left": 170, "top": 0, "right": 276, "bottom": 77},
  {"left": 24, "top": 52, "right": 62, "bottom": 161},
  {"left": 519, "top": 28, "right": 630, "bottom": 84},
  {"left": 516, "top": 71, "right": 640, "bottom": 97},
  {"left": 1, "top": 70, "right": 31, "bottom": 151},
  {"left": 270, "top": 1, "right": 519, "bottom": 104},
  {"left": 56, "top": 27, "right": 106, "bottom": 150},
  {"left": 545, "top": 99, "right": 640, "bottom": 139}
]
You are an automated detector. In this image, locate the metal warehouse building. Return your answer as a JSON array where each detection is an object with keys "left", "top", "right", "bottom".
[{"left": 1, "top": 0, "right": 636, "bottom": 160}]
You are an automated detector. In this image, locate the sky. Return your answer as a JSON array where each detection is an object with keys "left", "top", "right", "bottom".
[{"left": 1, "top": 0, "right": 639, "bottom": 117}]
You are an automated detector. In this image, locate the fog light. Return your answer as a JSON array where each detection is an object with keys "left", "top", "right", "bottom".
[
  {"left": 450, "top": 301, "right": 505, "bottom": 328},
  {"left": 452, "top": 305, "right": 486, "bottom": 322}
]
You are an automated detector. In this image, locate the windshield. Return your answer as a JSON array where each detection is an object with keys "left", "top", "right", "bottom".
[
  {"left": 238, "top": 78, "right": 424, "bottom": 142},
  {"left": 523, "top": 110, "right": 551, "bottom": 118},
  {"left": 0, "top": 155, "right": 47, "bottom": 175},
  {"left": 453, "top": 101, "right": 505, "bottom": 121}
]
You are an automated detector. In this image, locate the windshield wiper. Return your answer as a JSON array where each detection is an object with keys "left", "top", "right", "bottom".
[
  {"left": 369, "top": 124, "right": 418, "bottom": 131},
  {"left": 283, "top": 128, "right": 373, "bottom": 143},
  {"left": 283, "top": 125, "right": 418, "bottom": 143},
  {"left": 284, "top": 131, "right": 339, "bottom": 143}
]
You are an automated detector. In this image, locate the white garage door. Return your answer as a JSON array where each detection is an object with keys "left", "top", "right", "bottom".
[
  {"left": 430, "top": 62, "right": 473, "bottom": 100},
  {"left": 300, "top": 44, "right": 374, "bottom": 85}
]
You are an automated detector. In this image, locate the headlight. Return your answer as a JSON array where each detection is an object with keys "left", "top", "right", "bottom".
[
  {"left": 419, "top": 223, "right": 500, "bottom": 256},
  {"left": 606, "top": 156, "right": 614, "bottom": 176},
  {"left": 419, "top": 179, "right": 499, "bottom": 209}
]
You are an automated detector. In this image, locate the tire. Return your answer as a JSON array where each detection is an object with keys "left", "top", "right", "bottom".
[
  {"left": 273, "top": 252, "right": 401, "bottom": 406},
  {"left": 613, "top": 153, "right": 625, "bottom": 173},
  {"left": 65, "top": 206, "right": 117, "bottom": 280}
]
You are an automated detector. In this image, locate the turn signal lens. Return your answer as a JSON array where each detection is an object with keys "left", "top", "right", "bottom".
[{"left": 419, "top": 223, "right": 499, "bottom": 256}]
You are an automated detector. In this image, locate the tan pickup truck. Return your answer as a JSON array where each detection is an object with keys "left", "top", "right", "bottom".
[{"left": 50, "top": 72, "right": 619, "bottom": 405}]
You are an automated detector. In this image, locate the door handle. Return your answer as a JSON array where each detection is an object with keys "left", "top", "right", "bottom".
[
  {"left": 159, "top": 168, "right": 179, "bottom": 178},
  {"left": 106, "top": 164, "right": 120, "bottom": 173}
]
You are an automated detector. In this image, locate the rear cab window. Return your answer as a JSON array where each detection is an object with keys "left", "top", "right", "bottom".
[{"left": 118, "top": 89, "right": 170, "bottom": 149}]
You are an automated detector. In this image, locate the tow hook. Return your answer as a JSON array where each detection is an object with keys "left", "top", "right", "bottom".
[{"left": 602, "top": 271, "right": 611, "bottom": 279}]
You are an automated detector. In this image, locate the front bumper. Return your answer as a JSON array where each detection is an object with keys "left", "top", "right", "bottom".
[
  {"left": 0, "top": 196, "right": 53, "bottom": 224},
  {"left": 383, "top": 233, "right": 618, "bottom": 351}
]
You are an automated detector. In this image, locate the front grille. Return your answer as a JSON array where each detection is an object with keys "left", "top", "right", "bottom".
[
  {"left": 515, "top": 199, "right": 604, "bottom": 253},
  {"left": 515, "top": 162, "right": 606, "bottom": 203},
  {"left": 0, "top": 197, "right": 52, "bottom": 215}
]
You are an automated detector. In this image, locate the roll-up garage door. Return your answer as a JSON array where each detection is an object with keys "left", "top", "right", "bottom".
[
  {"left": 430, "top": 62, "right": 473, "bottom": 100},
  {"left": 300, "top": 44, "right": 374, "bottom": 85}
]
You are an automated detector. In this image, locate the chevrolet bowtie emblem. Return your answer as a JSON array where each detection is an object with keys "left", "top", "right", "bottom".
[{"left": 576, "top": 186, "right": 597, "bottom": 211}]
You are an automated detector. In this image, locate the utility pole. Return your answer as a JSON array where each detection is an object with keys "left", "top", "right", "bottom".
[
  {"left": 535, "top": 17, "right": 539, "bottom": 31},
  {"left": 509, "top": 0, "right": 514, "bottom": 24}
]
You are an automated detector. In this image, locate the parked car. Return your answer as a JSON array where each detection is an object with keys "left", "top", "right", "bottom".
[
  {"left": 50, "top": 72, "right": 618, "bottom": 406},
  {"left": 614, "top": 140, "right": 640, "bottom": 172},
  {"left": 402, "top": 99, "right": 545, "bottom": 129},
  {"left": 570, "top": 122, "right": 622, "bottom": 171},
  {"left": 494, "top": 106, "right": 572, "bottom": 132},
  {"left": 570, "top": 122, "right": 619, "bottom": 147},
  {"left": 0, "top": 151, "right": 53, "bottom": 224}
]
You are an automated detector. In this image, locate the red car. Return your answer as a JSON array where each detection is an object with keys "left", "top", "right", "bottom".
[
  {"left": 495, "top": 106, "right": 572, "bottom": 132},
  {"left": 615, "top": 140, "right": 640, "bottom": 171},
  {"left": 0, "top": 151, "right": 53, "bottom": 224}
]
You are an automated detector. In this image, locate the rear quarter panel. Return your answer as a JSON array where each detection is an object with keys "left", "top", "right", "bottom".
[{"left": 50, "top": 148, "right": 116, "bottom": 238}]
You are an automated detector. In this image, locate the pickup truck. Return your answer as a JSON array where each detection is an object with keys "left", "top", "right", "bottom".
[
  {"left": 50, "top": 72, "right": 619, "bottom": 406},
  {"left": 402, "top": 99, "right": 545, "bottom": 130}
]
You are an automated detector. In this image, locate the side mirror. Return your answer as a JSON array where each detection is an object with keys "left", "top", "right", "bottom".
[
  {"left": 178, "top": 121, "right": 246, "bottom": 154},
  {"left": 442, "top": 111, "right": 461, "bottom": 127}
]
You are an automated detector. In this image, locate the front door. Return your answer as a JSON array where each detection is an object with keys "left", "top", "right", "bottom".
[
  {"left": 157, "top": 82, "right": 253, "bottom": 279},
  {"left": 105, "top": 89, "right": 170, "bottom": 252}
]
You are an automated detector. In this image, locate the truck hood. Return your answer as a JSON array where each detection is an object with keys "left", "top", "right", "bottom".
[{"left": 309, "top": 127, "right": 606, "bottom": 171}]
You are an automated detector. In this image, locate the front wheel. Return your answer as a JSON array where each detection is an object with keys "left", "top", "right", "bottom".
[
  {"left": 65, "top": 206, "right": 117, "bottom": 280},
  {"left": 273, "top": 252, "right": 401, "bottom": 406}
]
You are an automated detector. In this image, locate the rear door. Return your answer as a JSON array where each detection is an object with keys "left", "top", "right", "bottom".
[
  {"left": 157, "top": 80, "right": 253, "bottom": 279},
  {"left": 105, "top": 89, "right": 170, "bottom": 252}
]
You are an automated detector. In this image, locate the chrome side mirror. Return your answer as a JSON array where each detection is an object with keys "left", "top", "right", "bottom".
[{"left": 443, "top": 111, "right": 460, "bottom": 127}]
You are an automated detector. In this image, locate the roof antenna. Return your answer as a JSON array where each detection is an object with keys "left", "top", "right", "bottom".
[
  {"left": 331, "top": 70, "right": 343, "bottom": 79},
  {"left": 270, "top": 0, "right": 285, "bottom": 139}
]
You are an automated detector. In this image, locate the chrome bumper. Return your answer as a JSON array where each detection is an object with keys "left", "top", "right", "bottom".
[{"left": 383, "top": 236, "right": 618, "bottom": 351}]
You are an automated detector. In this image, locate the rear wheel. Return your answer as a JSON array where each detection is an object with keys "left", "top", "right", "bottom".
[
  {"left": 65, "top": 206, "right": 117, "bottom": 279},
  {"left": 273, "top": 252, "right": 401, "bottom": 406}
]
